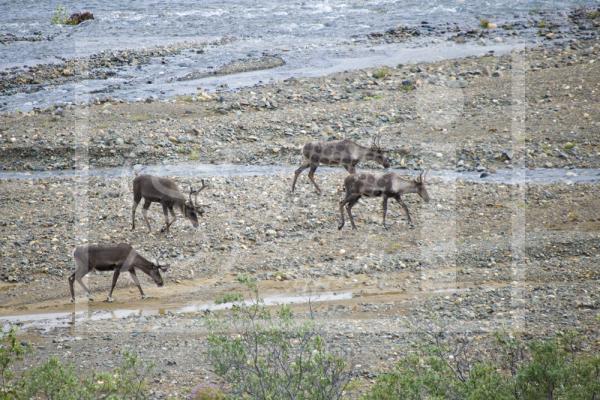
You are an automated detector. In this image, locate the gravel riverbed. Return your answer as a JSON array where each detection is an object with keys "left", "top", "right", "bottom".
[{"left": 0, "top": 32, "right": 599, "bottom": 398}]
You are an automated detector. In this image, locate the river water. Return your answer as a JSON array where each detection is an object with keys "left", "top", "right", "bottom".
[
  {"left": 0, "top": 162, "right": 598, "bottom": 185},
  {"left": 0, "top": 0, "right": 596, "bottom": 111}
]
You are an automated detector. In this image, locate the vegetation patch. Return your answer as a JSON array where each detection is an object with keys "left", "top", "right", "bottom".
[
  {"left": 362, "top": 331, "right": 599, "bottom": 400},
  {"left": 206, "top": 280, "right": 352, "bottom": 400},
  {"left": 0, "top": 327, "right": 153, "bottom": 399},
  {"left": 479, "top": 18, "right": 497, "bottom": 29},
  {"left": 214, "top": 292, "right": 244, "bottom": 304},
  {"left": 372, "top": 67, "right": 392, "bottom": 79}
]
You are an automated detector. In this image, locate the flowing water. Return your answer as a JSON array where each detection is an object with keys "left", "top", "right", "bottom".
[
  {"left": 1, "top": 0, "right": 596, "bottom": 111},
  {"left": 0, "top": 162, "right": 599, "bottom": 185}
]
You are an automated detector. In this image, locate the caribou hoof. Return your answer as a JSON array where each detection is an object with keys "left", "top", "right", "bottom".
[
  {"left": 338, "top": 224, "right": 344, "bottom": 230},
  {"left": 70, "top": 298, "right": 75, "bottom": 303},
  {"left": 141, "top": 295, "right": 148, "bottom": 300},
  {"left": 408, "top": 223, "right": 415, "bottom": 229},
  {"left": 105, "top": 297, "right": 114, "bottom": 303}
]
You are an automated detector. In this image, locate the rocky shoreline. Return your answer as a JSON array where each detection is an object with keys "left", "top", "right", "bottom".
[{"left": 1, "top": 36, "right": 599, "bottom": 174}]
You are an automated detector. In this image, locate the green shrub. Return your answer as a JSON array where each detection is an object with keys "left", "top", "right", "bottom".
[
  {"left": 206, "top": 284, "right": 351, "bottom": 400},
  {"left": 0, "top": 327, "right": 27, "bottom": 399},
  {"left": 372, "top": 67, "right": 391, "bottom": 79},
  {"left": 51, "top": 5, "right": 69, "bottom": 25},
  {"left": 21, "top": 357, "right": 81, "bottom": 400},
  {"left": 214, "top": 292, "right": 244, "bottom": 304},
  {"left": 362, "top": 331, "right": 599, "bottom": 400},
  {"left": 1, "top": 328, "right": 153, "bottom": 400}
]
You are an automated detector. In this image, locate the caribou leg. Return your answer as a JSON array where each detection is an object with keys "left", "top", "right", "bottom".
[
  {"left": 382, "top": 194, "right": 389, "bottom": 229},
  {"left": 346, "top": 196, "right": 360, "bottom": 230},
  {"left": 160, "top": 203, "right": 170, "bottom": 233},
  {"left": 291, "top": 161, "right": 310, "bottom": 192},
  {"left": 165, "top": 207, "right": 177, "bottom": 231},
  {"left": 131, "top": 200, "right": 140, "bottom": 231},
  {"left": 338, "top": 197, "right": 349, "bottom": 230},
  {"left": 307, "top": 164, "right": 321, "bottom": 194},
  {"left": 396, "top": 195, "right": 413, "bottom": 227},
  {"left": 106, "top": 269, "right": 121, "bottom": 302},
  {"left": 70, "top": 267, "right": 93, "bottom": 302},
  {"left": 141, "top": 199, "right": 152, "bottom": 232},
  {"left": 69, "top": 255, "right": 93, "bottom": 302},
  {"left": 129, "top": 269, "right": 146, "bottom": 299}
]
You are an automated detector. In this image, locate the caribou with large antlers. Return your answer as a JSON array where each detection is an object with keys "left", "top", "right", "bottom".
[
  {"left": 338, "top": 171, "right": 430, "bottom": 230},
  {"left": 69, "top": 243, "right": 168, "bottom": 303},
  {"left": 291, "top": 137, "right": 391, "bottom": 194},
  {"left": 132, "top": 174, "right": 207, "bottom": 233}
]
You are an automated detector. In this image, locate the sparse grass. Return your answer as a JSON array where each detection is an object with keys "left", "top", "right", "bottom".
[
  {"left": 214, "top": 292, "right": 244, "bottom": 304},
  {"left": 129, "top": 113, "right": 151, "bottom": 122},
  {"left": 400, "top": 81, "right": 415, "bottom": 91},
  {"left": 363, "top": 94, "right": 384, "bottom": 101},
  {"left": 175, "top": 146, "right": 191, "bottom": 154},
  {"left": 176, "top": 95, "right": 195, "bottom": 103},
  {"left": 189, "top": 385, "right": 226, "bottom": 400},
  {"left": 372, "top": 67, "right": 392, "bottom": 79},
  {"left": 587, "top": 10, "right": 600, "bottom": 19},
  {"left": 188, "top": 149, "right": 200, "bottom": 160},
  {"left": 537, "top": 19, "right": 547, "bottom": 28}
]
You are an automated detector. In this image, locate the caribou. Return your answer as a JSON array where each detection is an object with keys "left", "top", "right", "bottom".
[
  {"left": 69, "top": 243, "right": 168, "bottom": 303},
  {"left": 291, "top": 137, "right": 391, "bottom": 194},
  {"left": 338, "top": 171, "right": 430, "bottom": 230},
  {"left": 132, "top": 174, "right": 207, "bottom": 233}
]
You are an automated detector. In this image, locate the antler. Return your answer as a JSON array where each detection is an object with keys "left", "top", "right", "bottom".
[
  {"left": 189, "top": 179, "right": 207, "bottom": 208},
  {"left": 371, "top": 133, "right": 382, "bottom": 150}
]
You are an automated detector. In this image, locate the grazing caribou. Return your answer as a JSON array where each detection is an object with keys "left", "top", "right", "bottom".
[
  {"left": 291, "top": 138, "right": 391, "bottom": 194},
  {"left": 69, "top": 243, "right": 168, "bottom": 303},
  {"left": 338, "top": 171, "right": 430, "bottom": 230},
  {"left": 132, "top": 174, "right": 207, "bottom": 233}
]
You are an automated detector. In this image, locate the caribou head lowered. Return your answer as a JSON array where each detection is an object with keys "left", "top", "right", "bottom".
[
  {"left": 69, "top": 243, "right": 169, "bottom": 303},
  {"left": 338, "top": 170, "right": 430, "bottom": 230},
  {"left": 291, "top": 136, "right": 391, "bottom": 194},
  {"left": 132, "top": 174, "right": 207, "bottom": 233}
]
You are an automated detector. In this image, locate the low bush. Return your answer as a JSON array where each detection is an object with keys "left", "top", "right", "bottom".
[
  {"left": 0, "top": 327, "right": 153, "bottom": 400},
  {"left": 206, "top": 281, "right": 351, "bottom": 400},
  {"left": 362, "top": 331, "right": 599, "bottom": 400}
]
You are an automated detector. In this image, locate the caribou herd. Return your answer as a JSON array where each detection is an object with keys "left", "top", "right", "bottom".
[{"left": 69, "top": 137, "right": 430, "bottom": 302}]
